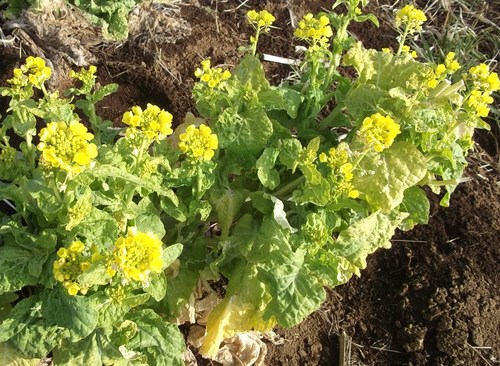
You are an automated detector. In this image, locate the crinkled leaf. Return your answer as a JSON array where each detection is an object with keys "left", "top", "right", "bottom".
[
  {"left": 200, "top": 263, "right": 275, "bottom": 357},
  {"left": 354, "top": 142, "right": 427, "bottom": 211},
  {"left": 208, "top": 187, "right": 249, "bottom": 239},
  {"left": 0, "top": 296, "right": 61, "bottom": 358},
  {"left": 75, "top": 207, "right": 120, "bottom": 246},
  {"left": 332, "top": 210, "right": 407, "bottom": 276},
  {"left": 144, "top": 273, "right": 167, "bottom": 302},
  {"left": 256, "top": 148, "right": 280, "bottom": 189},
  {"left": 233, "top": 55, "right": 269, "bottom": 92},
  {"left": 135, "top": 213, "right": 165, "bottom": 240},
  {"left": 126, "top": 309, "right": 185, "bottom": 366},
  {"left": 52, "top": 333, "right": 102, "bottom": 366},
  {"left": 258, "top": 87, "right": 303, "bottom": 118},
  {"left": 0, "top": 246, "right": 43, "bottom": 294},
  {"left": 398, "top": 186, "right": 430, "bottom": 231},
  {"left": 162, "top": 243, "right": 183, "bottom": 269},
  {"left": 89, "top": 291, "right": 150, "bottom": 329},
  {"left": 88, "top": 165, "right": 179, "bottom": 204},
  {"left": 202, "top": 216, "right": 325, "bottom": 357},
  {"left": 42, "top": 290, "right": 98, "bottom": 342},
  {"left": 0, "top": 293, "right": 18, "bottom": 322},
  {"left": 0, "top": 342, "right": 41, "bottom": 366},
  {"left": 292, "top": 176, "right": 331, "bottom": 206},
  {"left": 278, "top": 138, "right": 303, "bottom": 169},
  {"left": 214, "top": 107, "right": 273, "bottom": 156}
]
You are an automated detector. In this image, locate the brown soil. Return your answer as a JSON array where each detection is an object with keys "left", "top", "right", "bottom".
[{"left": 1, "top": 0, "right": 499, "bottom": 365}]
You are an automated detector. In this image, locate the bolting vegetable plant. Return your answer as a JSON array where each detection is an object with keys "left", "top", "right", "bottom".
[{"left": 0, "top": 0, "right": 498, "bottom": 364}]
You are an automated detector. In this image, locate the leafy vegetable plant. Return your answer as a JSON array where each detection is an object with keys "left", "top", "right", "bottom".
[
  {"left": 1, "top": 1, "right": 498, "bottom": 364},
  {"left": 0, "top": 0, "right": 142, "bottom": 40}
]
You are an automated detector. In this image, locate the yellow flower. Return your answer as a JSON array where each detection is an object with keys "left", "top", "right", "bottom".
[
  {"left": 401, "top": 45, "right": 417, "bottom": 58},
  {"left": 109, "top": 228, "right": 164, "bottom": 283},
  {"left": 69, "top": 65, "right": 97, "bottom": 94},
  {"left": 247, "top": 9, "right": 275, "bottom": 29},
  {"left": 318, "top": 142, "right": 349, "bottom": 170},
  {"left": 178, "top": 124, "right": 218, "bottom": 161},
  {"left": 444, "top": 52, "right": 460, "bottom": 73},
  {"left": 53, "top": 240, "right": 90, "bottom": 296},
  {"left": 37, "top": 121, "right": 98, "bottom": 174},
  {"left": 122, "top": 103, "right": 173, "bottom": 141},
  {"left": 468, "top": 63, "right": 500, "bottom": 93},
  {"left": 358, "top": 113, "right": 401, "bottom": 152},
  {"left": 194, "top": 59, "right": 231, "bottom": 89},
  {"left": 319, "top": 143, "right": 359, "bottom": 199},
  {"left": 467, "top": 90, "right": 494, "bottom": 117},
  {"left": 294, "top": 13, "right": 333, "bottom": 45},
  {"left": 395, "top": 5, "right": 427, "bottom": 33},
  {"left": 7, "top": 56, "right": 52, "bottom": 91}
]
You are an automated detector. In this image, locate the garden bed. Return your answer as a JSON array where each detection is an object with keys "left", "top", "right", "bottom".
[{"left": 1, "top": 1, "right": 499, "bottom": 365}]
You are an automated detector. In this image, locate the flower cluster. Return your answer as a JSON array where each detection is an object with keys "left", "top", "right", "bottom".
[
  {"left": 0, "top": 145, "right": 16, "bottom": 165},
  {"left": 69, "top": 65, "right": 97, "bottom": 94},
  {"left": 194, "top": 59, "right": 231, "bottom": 89},
  {"left": 66, "top": 196, "right": 93, "bottom": 230},
  {"left": 467, "top": 90, "right": 494, "bottom": 117},
  {"left": 468, "top": 63, "right": 500, "bottom": 93},
  {"left": 37, "top": 121, "right": 98, "bottom": 174},
  {"left": 301, "top": 213, "right": 333, "bottom": 255},
  {"left": 428, "top": 52, "right": 461, "bottom": 88},
  {"left": 465, "top": 64, "right": 499, "bottom": 117},
  {"left": 357, "top": 113, "right": 401, "bottom": 153},
  {"left": 395, "top": 4, "right": 427, "bottom": 34},
  {"left": 247, "top": 9, "right": 275, "bottom": 30},
  {"left": 7, "top": 56, "right": 52, "bottom": 90},
  {"left": 0, "top": 145, "right": 18, "bottom": 180},
  {"left": 401, "top": 45, "right": 417, "bottom": 58},
  {"left": 294, "top": 13, "right": 333, "bottom": 46},
  {"left": 178, "top": 124, "right": 219, "bottom": 161},
  {"left": 319, "top": 143, "right": 359, "bottom": 199},
  {"left": 53, "top": 241, "right": 91, "bottom": 296},
  {"left": 122, "top": 103, "right": 173, "bottom": 141},
  {"left": 107, "top": 228, "right": 164, "bottom": 283}
]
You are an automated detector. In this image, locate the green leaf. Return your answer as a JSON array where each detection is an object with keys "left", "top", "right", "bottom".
[
  {"left": 233, "top": 55, "right": 269, "bottom": 92},
  {"left": 135, "top": 213, "right": 166, "bottom": 240},
  {"left": 160, "top": 265, "right": 199, "bottom": 320},
  {"left": 278, "top": 138, "right": 302, "bottom": 169},
  {"left": 42, "top": 290, "right": 98, "bottom": 342},
  {"left": 332, "top": 210, "right": 407, "bottom": 277},
  {"left": 202, "top": 216, "right": 325, "bottom": 357},
  {"left": 162, "top": 243, "right": 183, "bottom": 269},
  {"left": 214, "top": 107, "right": 273, "bottom": 156},
  {"left": 126, "top": 309, "right": 185, "bottom": 366},
  {"left": 75, "top": 207, "right": 120, "bottom": 246},
  {"left": 256, "top": 148, "right": 280, "bottom": 189},
  {"left": 52, "top": 333, "right": 102, "bottom": 366},
  {"left": 144, "top": 273, "right": 167, "bottom": 302},
  {"left": 0, "top": 342, "right": 41, "bottom": 366},
  {"left": 89, "top": 291, "right": 150, "bottom": 329},
  {"left": 88, "top": 165, "right": 179, "bottom": 204},
  {"left": 354, "top": 142, "right": 427, "bottom": 211},
  {"left": 0, "top": 246, "right": 42, "bottom": 293},
  {"left": 92, "top": 83, "right": 119, "bottom": 102},
  {"left": 292, "top": 176, "right": 331, "bottom": 206},
  {"left": 208, "top": 187, "right": 249, "bottom": 239},
  {"left": 398, "top": 186, "right": 430, "bottom": 231},
  {"left": 0, "top": 296, "right": 61, "bottom": 358},
  {"left": 258, "top": 87, "right": 303, "bottom": 118},
  {"left": 0, "top": 293, "right": 18, "bottom": 322}
]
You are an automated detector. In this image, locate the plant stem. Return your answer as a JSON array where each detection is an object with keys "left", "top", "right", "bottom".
[
  {"left": 274, "top": 176, "right": 305, "bottom": 199},
  {"left": 318, "top": 104, "right": 343, "bottom": 130},
  {"left": 396, "top": 23, "right": 410, "bottom": 55}
]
